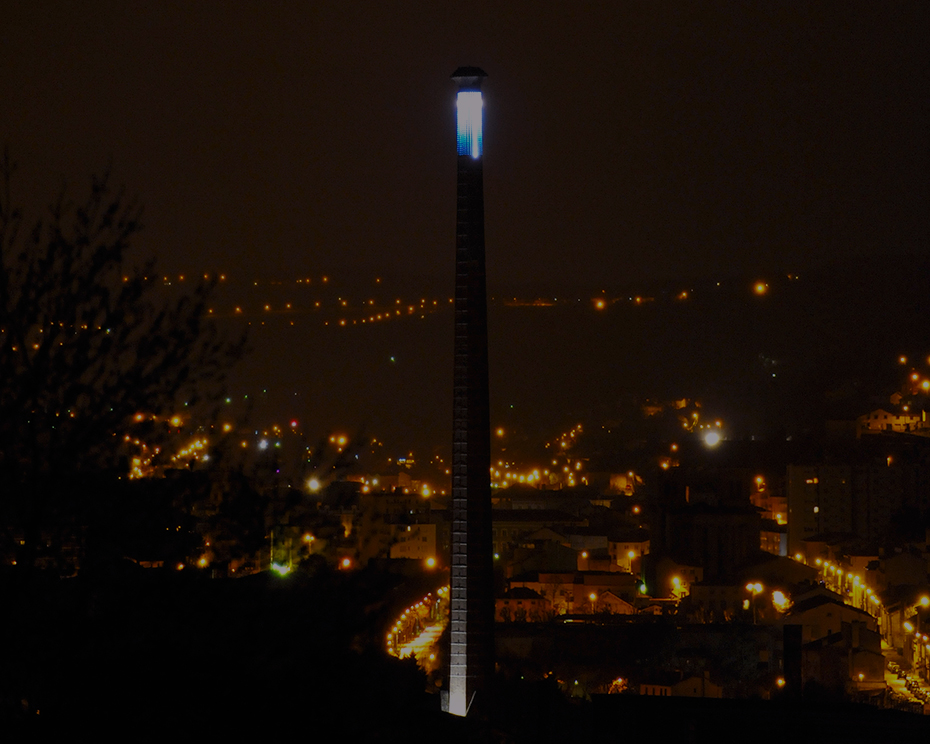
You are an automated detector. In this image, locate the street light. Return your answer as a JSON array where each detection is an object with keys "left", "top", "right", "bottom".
[{"left": 746, "top": 582, "right": 764, "bottom": 624}]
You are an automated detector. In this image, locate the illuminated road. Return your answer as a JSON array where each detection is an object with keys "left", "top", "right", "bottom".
[
  {"left": 397, "top": 620, "right": 446, "bottom": 665},
  {"left": 387, "top": 586, "right": 449, "bottom": 673}
]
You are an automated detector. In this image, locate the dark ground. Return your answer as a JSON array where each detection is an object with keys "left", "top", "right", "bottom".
[{"left": 4, "top": 562, "right": 930, "bottom": 741}]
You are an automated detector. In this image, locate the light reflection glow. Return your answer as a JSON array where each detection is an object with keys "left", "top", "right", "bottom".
[{"left": 456, "top": 91, "right": 483, "bottom": 158}]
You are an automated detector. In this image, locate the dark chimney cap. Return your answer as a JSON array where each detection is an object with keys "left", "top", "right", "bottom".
[{"left": 451, "top": 67, "right": 487, "bottom": 90}]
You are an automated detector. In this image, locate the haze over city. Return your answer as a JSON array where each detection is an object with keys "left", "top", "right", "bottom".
[{"left": 3, "top": 2, "right": 928, "bottom": 458}]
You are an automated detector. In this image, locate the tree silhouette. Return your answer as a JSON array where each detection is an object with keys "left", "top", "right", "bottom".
[{"left": 0, "top": 153, "right": 244, "bottom": 572}]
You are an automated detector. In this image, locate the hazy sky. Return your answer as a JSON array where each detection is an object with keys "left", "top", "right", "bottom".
[{"left": 3, "top": 2, "right": 927, "bottom": 292}]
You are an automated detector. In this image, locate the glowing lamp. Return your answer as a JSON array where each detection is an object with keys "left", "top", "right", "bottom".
[
  {"left": 452, "top": 67, "right": 486, "bottom": 160},
  {"left": 456, "top": 91, "right": 483, "bottom": 158}
]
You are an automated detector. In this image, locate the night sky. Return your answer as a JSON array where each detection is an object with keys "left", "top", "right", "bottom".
[{"left": 3, "top": 3, "right": 928, "bottom": 458}]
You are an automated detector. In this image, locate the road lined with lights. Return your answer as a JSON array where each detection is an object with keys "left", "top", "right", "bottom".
[{"left": 387, "top": 586, "right": 449, "bottom": 672}]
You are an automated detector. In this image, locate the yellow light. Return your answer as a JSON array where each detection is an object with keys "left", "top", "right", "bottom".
[
  {"left": 340, "top": 557, "right": 352, "bottom": 569},
  {"left": 425, "top": 557, "right": 437, "bottom": 569},
  {"left": 920, "top": 596, "right": 930, "bottom": 607},
  {"left": 904, "top": 621, "right": 914, "bottom": 632},
  {"left": 170, "top": 415, "right": 182, "bottom": 427},
  {"left": 307, "top": 478, "right": 321, "bottom": 492},
  {"left": 776, "top": 677, "right": 785, "bottom": 688},
  {"left": 588, "top": 593, "right": 597, "bottom": 602},
  {"left": 754, "top": 282, "right": 768, "bottom": 295}
]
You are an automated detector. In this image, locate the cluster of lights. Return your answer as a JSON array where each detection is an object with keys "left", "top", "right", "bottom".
[
  {"left": 684, "top": 417, "right": 724, "bottom": 447},
  {"left": 387, "top": 585, "right": 449, "bottom": 659},
  {"left": 210, "top": 292, "right": 452, "bottom": 329},
  {"left": 887, "top": 355, "right": 930, "bottom": 426},
  {"left": 1, "top": 320, "right": 119, "bottom": 355},
  {"left": 586, "top": 281, "right": 781, "bottom": 311},
  {"left": 124, "top": 412, "right": 216, "bottom": 479},
  {"left": 902, "top": 601, "right": 930, "bottom": 667},
  {"left": 811, "top": 558, "right": 884, "bottom": 610},
  {"left": 125, "top": 434, "right": 161, "bottom": 479},
  {"left": 491, "top": 461, "right": 546, "bottom": 489},
  {"left": 590, "top": 294, "right": 656, "bottom": 310},
  {"left": 120, "top": 273, "right": 228, "bottom": 285},
  {"left": 331, "top": 298, "right": 449, "bottom": 328},
  {"left": 488, "top": 424, "right": 590, "bottom": 490},
  {"left": 170, "top": 438, "right": 209, "bottom": 465},
  {"left": 545, "top": 424, "right": 583, "bottom": 451}
]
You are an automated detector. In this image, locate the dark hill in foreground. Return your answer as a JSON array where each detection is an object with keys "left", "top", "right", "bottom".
[{"left": 5, "top": 563, "right": 930, "bottom": 742}]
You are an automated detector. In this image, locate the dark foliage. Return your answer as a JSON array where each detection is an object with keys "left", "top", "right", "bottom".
[{"left": 0, "top": 153, "right": 244, "bottom": 571}]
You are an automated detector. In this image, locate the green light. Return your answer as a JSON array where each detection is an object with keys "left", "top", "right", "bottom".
[{"left": 271, "top": 562, "right": 291, "bottom": 576}]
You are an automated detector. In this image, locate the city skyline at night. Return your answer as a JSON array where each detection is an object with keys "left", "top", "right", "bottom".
[{"left": 3, "top": 4, "right": 930, "bottom": 737}]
